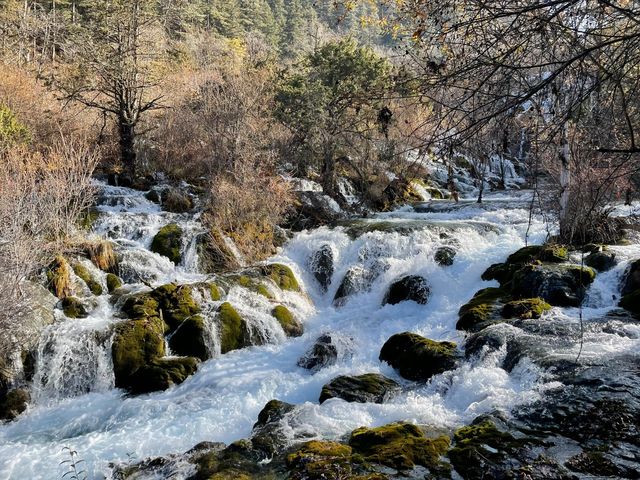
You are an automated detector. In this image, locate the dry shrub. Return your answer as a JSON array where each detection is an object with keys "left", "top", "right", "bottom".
[
  {"left": 206, "top": 172, "right": 293, "bottom": 262},
  {"left": 81, "top": 240, "right": 117, "bottom": 272},
  {"left": 0, "top": 137, "right": 98, "bottom": 356}
]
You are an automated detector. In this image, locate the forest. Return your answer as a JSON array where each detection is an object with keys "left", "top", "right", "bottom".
[{"left": 0, "top": 1, "right": 639, "bottom": 479}]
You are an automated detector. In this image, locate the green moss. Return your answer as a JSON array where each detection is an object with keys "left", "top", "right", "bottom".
[
  {"left": 234, "top": 275, "right": 275, "bottom": 300},
  {"left": 619, "top": 290, "right": 640, "bottom": 315},
  {"left": 538, "top": 244, "right": 569, "bottom": 262},
  {"left": 448, "top": 420, "right": 527, "bottom": 477},
  {"left": 349, "top": 423, "right": 450, "bottom": 471},
  {"left": 501, "top": 298, "right": 551, "bottom": 319},
  {"left": 150, "top": 223, "right": 183, "bottom": 264},
  {"left": 73, "top": 263, "right": 103, "bottom": 295},
  {"left": 79, "top": 208, "right": 100, "bottom": 230},
  {"left": 272, "top": 305, "right": 303, "bottom": 337},
  {"left": 567, "top": 265, "right": 597, "bottom": 285},
  {"left": 209, "top": 282, "right": 222, "bottom": 301},
  {"left": 152, "top": 283, "right": 201, "bottom": 331},
  {"left": 121, "top": 293, "right": 160, "bottom": 319},
  {"left": 457, "top": 287, "right": 508, "bottom": 331},
  {"left": 481, "top": 262, "right": 520, "bottom": 285},
  {"left": 218, "top": 302, "right": 247, "bottom": 354},
  {"left": 506, "top": 245, "right": 544, "bottom": 264},
  {"left": 111, "top": 317, "right": 166, "bottom": 389},
  {"left": 106, "top": 273, "right": 123, "bottom": 293},
  {"left": 46, "top": 255, "right": 73, "bottom": 299},
  {"left": 61, "top": 296, "right": 88, "bottom": 318},
  {"left": 128, "top": 356, "right": 199, "bottom": 394},
  {"left": 261, "top": 264, "right": 300, "bottom": 292},
  {"left": 287, "top": 440, "right": 354, "bottom": 478}
]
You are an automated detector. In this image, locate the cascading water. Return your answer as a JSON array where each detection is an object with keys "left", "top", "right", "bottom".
[{"left": 0, "top": 181, "right": 638, "bottom": 479}]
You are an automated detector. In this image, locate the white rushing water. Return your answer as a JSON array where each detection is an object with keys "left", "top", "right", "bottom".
[{"left": 0, "top": 183, "right": 638, "bottom": 479}]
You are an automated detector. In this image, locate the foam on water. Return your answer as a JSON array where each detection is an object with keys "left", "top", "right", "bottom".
[{"left": 0, "top": 184, "right": 637, "bottom": 479}]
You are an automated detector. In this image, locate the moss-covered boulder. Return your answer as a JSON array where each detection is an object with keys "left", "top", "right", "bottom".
[
  {"left": 383, "top": 275, "right": 430, "bottom": 305},
  {"left": 483, "top": 244, "right": 568, "bottom": 286},
  {"left": 208, "top": 282, "right": 222, "bottom": 301},
  {"left": 434, "top": 246, "right": 456, "bottom": 266},
  {"left": 169, "top": 315, "right": 209, "bottom": 360},
  {"left": 46, "top": 255, "right": 73, "bottom": 299},
  {"left": 585, "top": 249, "right": 617, "bottom": 272},
  {"left": 161, "top": 187, "right": 194, "bottom": 213},
  {"left": 510, "top": 264, "right": 596, "bottom": 307},
  {"left": 128, "top": 357, "right": 199, "bottom": 395},
  {"left": 501, "top": 298, "right": 551, "bottom": 319},
  {"left": 73, "top": 263, "right": 103, "bottom": 295},
  {"left": 349, "top": 423, "right": 450, "bottom": 472},
  {"left": 261, "top": 264, "right": 300, "bottom": 292},
  {"left": 309, "top": 244, "right": 334, "bottom": 292},
  {"left": 379, "top": 332, "right": 458, "bottom": 381},
  {"left": 150, "top": 223, "right": 183, "bottom": 264},
  {"left": 621, "top": 259, "right": 640, "bottom": 295},
  {"left": 297, "top": 334, "right": 338, "bottom": 371},
  {"left": 250, "top": 399, "right": 296, "bottom": 457},
  {"left": 218, "top": 302, "right": 249, "bottom": 354},
  {"left": 152, "top": 283, "right": 201, "bottom": 331},
  {"left": 0, "top": 388, "right": 30, "bottom": 421},
  {"left": 231, "top": 274, "right": 275, "bottom": 300},
  {"left": 319, "top": 373, "right": 400, "bottom": 404},
  {"left": 286, "top": 441, "right": 354, "bottom": 479},
  {"left": 272, "top": 305, "right": 303, "bottom": 337},
  {"left": 61, "top": 296, "right": 88, "bottom": 319},
  {"left": 120, "top": 292, "right": 160, "bottom": 319},
  {"left": 106, "top": 273, "right": 123, "bottom": 293},
  {"left": 254, "top": 399, "right": 295, "bottom": 430},
  {"left": 112, "top": 317, "right": 166, "bottom": 390},
  {"left": 457, "top": 287, "right": 507, "bottom": 331}
]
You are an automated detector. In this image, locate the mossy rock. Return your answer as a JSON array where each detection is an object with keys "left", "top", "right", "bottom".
[
  {"left": 234, "top": 275, "right": 275, "bottom": 300},
  {"left": 46, "top": 255, "right": 73, "bottom": 299},
  {"left": 120, "top": 293, "right": 160, "bottom": 319},
  {"left": 272, "top": 305, "right": 303, "bottom": 337},
  {"left": 61, "top": 296, "right": 88, "bottom": 319},
  {"left": 128, "top": 357, "right": 199, "bottom": 394},
  {"left": 161, "top": 187, "right": 194, "bottom": 213},
  {"left": 434, "top": 246, "right": 456, "bottom": 266},
  {"left": 510, "top": 264, "right": 595, "bottom": 307},
  {"left": 506, "top": 245, "right": 545, "bottom": 264},
  {"left": 319, "top": 373, "right": 400, "bottom": 404},
  {"left": 619, "top": 290, "right": 640, "bottom": 315},
  {"left": 209, "top": 282, "right": 222, "bottom": 301},
  {"left": 73, "top": 263, "right": 103, "bottom": 295},
  {"left": 106, "top": 273, "right": 123, "bottom": 293},
  {"left": 538, "top": 244, "right": 569, "bottom": 263},
  {"left": 349, "top": 422, "right": 450, "bottom": 471},
  {"left": 150, "top": 223, "right": 183, "bottom": 264},
  {"left": 584, "top": 250, "right": 617, "bottom": 272},
  {"left": 218, "top": 302, "right": 249, "bottom": 354},
  {"left": 261, "top": 264, "right": 300, "bottom": 292},
  {"left": 481, "top": 262, "right": 522, "bottom": 286},
  {"left": 169, "top": 315, "right": 209, "bottom": 361},
  {"left": 152, "top": 283, "right": 201, "bottom": 331},
  {"left": 254, "top": 399, "right": 295, "bottom": 430},
  {"left": 448, "top": 419, "right": 530, "bottom": 479},
  {"left": 287, "top": 441, "right": 354, "bottom": 479},
  {"left": 112, "top": 317, "right": 166, "bottom": 390},
  {"left": 379, "top": 332, "right": 458, "bottom": 381},
  {"left": 457, "top": 287, "right": 508, "bottom": 331},
  {"left": 0, "top": 388, "right": 30, "bottom": 421},
  {"left": 501, "top": 298, "right": 551, "bottom": 319},
  {"left": 383, "top": 275, "right": 430, "bottom": 305}
]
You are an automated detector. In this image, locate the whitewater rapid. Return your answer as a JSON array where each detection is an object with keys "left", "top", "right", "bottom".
[{"left": 0, "top": 184, "right": 638, "bottom": 479}]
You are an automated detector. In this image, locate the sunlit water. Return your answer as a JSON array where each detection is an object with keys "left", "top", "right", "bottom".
[{"left": 0, "top": 183, "right": 638, "bottom": 479}]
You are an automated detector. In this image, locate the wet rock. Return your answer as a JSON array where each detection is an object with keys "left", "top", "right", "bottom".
[
  {"left": 319, "top": 373, "right": 400, "bottom": 404},
  {"left": 297, "top": 334, "right": 338, "bottom": 371},
  {"left": 250, "top": 400, "right": 295, "bottom": 457},
  {"left": 434, "top": 246, "right": 456, "bottom": 266},
  {"left": 217, "top": 302, "right": 249, "bottom": 354},
  {"left": 565, "top": 451, "right": 632, "bottom": 477},
  {"left": 349, "top": 422, "right": 450, "bottom": 472},
  {"left": 333, "top": 265, "right": 370, "bottom": 306},
  {"left": 106, "top": 273, "right": 123, "bottom": 293},
  {"left": 152, "top": 284, "right": 201, "bottom": 331},
  {"left": 309, "top": 244, "right": 333, "bottom": 292},
  {"left": 61, "top": 296, "right": 89, "bottom": 319},
  {"left": 0, "top": 388, "right": 30, "bottom": 421},
  {"left": 286, "top": 440, "right": 354, "bottom": 479},
  {"left": 621, "top": 259, "right": 640, "bottom": 295},
  {"left": 383, "top": 275, "right": 430, "bottom": 305},
  {"left": 72, "top": 263, "right": 103, "bottom": 295},
  {"left": 379, "top": 332, "right": 458, "bottom": 381},
  {"left": 161, "top": 186, "right": 193, "bottom": 213},
  {"left": 457, "top": 287, "right": 508, "bottom": 331},
  {"left": 619, "top": 290, "right": 640, "bottom": 315},
  {"left": 168, "top": 315, "right": 209, "bottom": 361},
  {"left": 261, "top": 263, "right": 300, "bottom": 292},
  {"left": 150, "top": 223, "right": 183, "bottom": 264},
  {"left": 128, "top": 357, "right": 199, "bottom": 395},
  {"left": 501, "top": 298, "right": 551, "bottom": 319},
  {"left": 254, "top": 399, "right": 295, "bottom": 430},
  {"left": 271, "top": 305, "right": 303, "bottom": 337},
  {"left": 584, "top": 249, "right": 617, "bottom": 272},
  {"left": 482, "top": 244, "right": 568, "bottom": 286},
  {"left": 284, "top": 191, "right": 343, "bottom": 231},
  {"left": 196, "top": 230, "right": 241, "bottom": 274},
  {"left": 511, "top": 264, "right": 596, "bottom": 307}
]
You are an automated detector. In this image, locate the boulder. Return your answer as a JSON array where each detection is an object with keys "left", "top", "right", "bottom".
[
  {"left": 271, "top": 305, "right": 303, "bottom": 337},
  {"left": 0, "top": 388, "right": 30, "bottom": 421},
  {"left": 150, "top": 223, "right": 183, "bottom": 264},
  {"left": 510, "top": 264, "right": 596, "bottom": 307},
  {"left": 619, "top": 290, "right": 640, "bottom": 315},
  {"left": 309, "top": 244, "right": 334, "bottom": 292},
  {"left": 168, "top": 315, "right": 209, "bottom": 361},
  {"left": 457, "top": 287, "right": 507, "bottom": 331},
  {"left": 61, "top": 296, "right": 89, "bottom": 319},
  {"left": 152, "top": 284, "right": 201, "bottom": 331},
  {"left": 297, "top": 334, "right": 338, "bottom": 371},
  {"left": 434, "top": 246, "right": 456, "bottom": 266},
  {"left": 621, "top": 259, "right": 640, "bottom": 295},
  {"left": 284, "top": 191, "right": 343, "bottom": 231},
  {"left": 261, "top": 263, "right": 300, "bottom": 292},
  {"left": 319, "top": 373, "right": 400, "bottom": 404},
  {"left": 501, "top": 298, "right": 551, "bottom": 319},
  {"left": 585, "top": 250, "right": 617, "bottom": 272},
  {"left": 106, "top": 273, "right": 123, "bottom": 293},
  {"left": 161, "top": 187, "right": 193, "bottom": 213},
  {"left": 379, "top": 332, "right": 458, "bottom": 381},
  {"left": 333, "top": 266, "right": 370, "bottom": 306},
  {"left": 128, "top": 357, "right": 199, "bottom": 395},
  {"left": 217, "top": 302, "right": 249, "bottom": 354},
  {"left": 73, "top": 263, "right": 103, "bottom": 295},
  {"left": 250, "top": 399, "right": 296, "bottom": 457},
  {"left": 348, "top": 422, "right": 450, "bottom": 471},
  {"left": 383, "top": 275, "right": 430, "bottom": 305},
  {"left": 286, "top": 441, "right": 354, "bottom": 479}
]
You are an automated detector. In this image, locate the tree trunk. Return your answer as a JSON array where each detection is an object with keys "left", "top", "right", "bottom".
[
  {"left": 322, "top": 145, "right": 336, "bottom": 197},
  {"left": 118, "top": 117, "right": 136, "bottom": 178}
]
